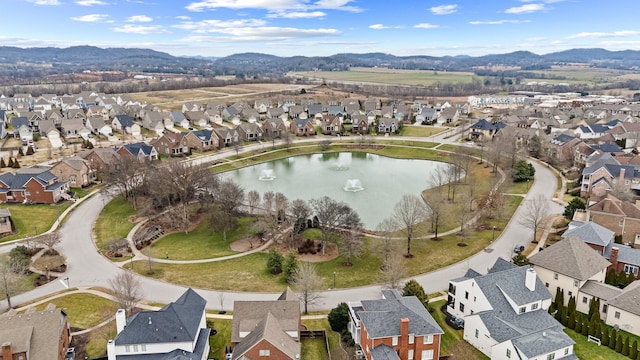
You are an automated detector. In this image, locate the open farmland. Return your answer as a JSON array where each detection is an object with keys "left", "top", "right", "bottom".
[
  {"left": 291, "top": 68, "right": 480, "bottom": 86},
  {"left": 520, "top": 66, "right": 640, "bottom": 86}
]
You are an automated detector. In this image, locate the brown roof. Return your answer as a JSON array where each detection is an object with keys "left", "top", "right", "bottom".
[
  {"left": 589, "top": 193, "right": 640, "bottom": 218},
  {"left": 231, "top": 290, "right": 300, "bottom": 344},
  {"left": 56, "top": 156, "right": 90, "bottom": 171},
  {"left": 0, "top": 308, "right": 68, "bottom": 360},
  {"left": 529, "top": 236, "right": 610, "bottom": 280},
  {"left": 231, "top": 312, "right": 300, "bottom": 360}
]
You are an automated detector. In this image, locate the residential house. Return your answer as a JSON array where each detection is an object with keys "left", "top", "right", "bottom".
[
  {"left": 378, "top": 118, "right": 400, "bottom": 134},
  {"left": 39, "top": 121, "right": 61, "bottom": 146},
  {"left": 185, "top": 111, "right": 209, "bottom": 128},
  {"left": 308, "top": 103, "right": 324, "bottom": 118},
  {"left": 254, "top": 99, "right": 272, "bottom": 114},
  {"left": 236, "top": 122, "right": 263, "bottom": 142},
  {"left": 0, "top": 208, "right": 11, "bottom": 234},
  {"left": 266, "top": 107, "right": 286, "bottom": 121},
  {"left": 447, "top": 258, "right": 576, "bottom": 360},
  {"left": 116, "top": 142, "right": 158, "bottom": 162},
  {"left": 184, "top": 129, "right": 219, "bottom": 151},
  {"left": 438, "top": 107, "right": 460, "bottom": 125},
  {"left": 231, "top": 288, "right": 301, "bottom": 360},
  {"left": 213, "top": 127, "right": 239, "bottom": 147},
  {"left": 45, "top": 109, "right": 63, "bottom": 126},
  {"left": 150, "top": 133, "right": 190, "bottom": 156},
  {"left": 242, "top": 109, "right": 260, "bottom": 123},
  {"left": 0, "top": 167, "right": 69, "bottom": 204},
  {"left": 24, "top": 111, "right": 44, "bottom": 130},
  {"left": 222, "top": 106, "right": 241, "bottom": 123},
  {"left": 182, "top": 101, "right": 202, "bottom": 113},
  {"left": 32, "top": 97, "right": 53, "bottom": 112},
  {"left": 290, "top": 118, "right": 315, "bottom": 136},
  {"left": 604, "top": 280, "right": 640, "bottom": 336},
  {"left": 50, "top": 156, "right": 95, "bottom": 188},
  {"left": 288, "top": 105, "right": 307, "bottom": 119},
  {"left": 142, "top": 111, "right": 168, "bottom": 135},
  {"left": 348, "top": 289, "right": 443, "bottom": 360},
  {"left": 11, "top": 116, "right": 29, "bottom": 138},
  {"left": 60, "top": 118, "right": 90, "bottom": 139},
  {"left": 469, "top": 119, "right": 506, "bottom": 140},
  {"left": 578, "top": 152, "right": 639, "bottom": 198},
  {"left": 86, "top": 105, "right": 109, "bottom": 120},
  {"left": 112, "top": 115, "right": 141, "bottom": 136},
  {"left": 171, "top": 111, "right": 190, "bottom": 129},
  {"left": 322, "top": 115, "right": 341, "bottom": 135},
  {"left": 416, "top": 107, "right": 437, "bottom": 124},
  {"left": 86, "top": 115, "right": 113, "bottom": 136},
  {"left": 66, "top": 109, "right": 85, "bottom": 121},
  {"left": 107, "top": 288, "right": 210, "bottom": 360},
  {"left": 261, "top": 118, "right": 287, "bottom": 138},
  {"left": 548, "top": 133, "right": 582, "bottom": 164},
  {"left": 563, "top": 221, "right": 615, "bottom": 255},
  {"left": 78, "top": 147, "right": 119, "bottom": 175},
  {"left": 351, "top": 115, "right": 369, "bottom": 134},
  {"left": 0, "top": 306, "right": 71, "bottom": 360},
  {"left": 575, "top": 124, "right": 609, "bottom": 139},
  {"left": 380, "top": 105, "right": 394, "bottom": 118},
  {"left": 584, "top": 193, "right": 640, "bottom": 247}
]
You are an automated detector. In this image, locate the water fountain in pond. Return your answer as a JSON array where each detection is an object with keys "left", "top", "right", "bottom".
[
  {"left": 333, "top": 161, "right": 349, "bottom": 171},
  {"left": 258, "top": 169, "right": 276, "bottom": 181},
  {"left": 343, "top": 179, "right": 364, "bottom": 192}
]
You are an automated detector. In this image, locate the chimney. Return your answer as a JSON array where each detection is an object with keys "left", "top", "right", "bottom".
[
  {"left": 620, "top": 168, "right": 626, "bottom": 182},
  {"left": 116, "top": 309, "right": 127, "bottom": 334},
  {"left": 107, "top": 340, "right": 116, "bottom": 360},
  {"left": 399, "top": 318, "right": 409, "bottom": 360},
  {"left": 2, "top": 342, "right": 13, "bottom": 360},
  {"left": 611, "top": 247, "right": 619, "bottom": 270},
  {"left": 525, "top": 268, "right": 537, "bottom": 291}
]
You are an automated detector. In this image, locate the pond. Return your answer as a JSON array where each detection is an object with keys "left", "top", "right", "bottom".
[{"left": 226, "top": 152, "right": 453, "bottom": 228}]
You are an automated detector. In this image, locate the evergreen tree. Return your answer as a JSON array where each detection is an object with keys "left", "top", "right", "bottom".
[
  {"left": 623, "top": 336, "right": 631, "bottom": 356},
  {"left": 589, "top": 317, "right": 599, "bottom": 336},
  {"left": 581, "top": 318, "right": 590, "bottom": 336},
  {"left": 17, "top": 147, "right": 23, "bottom": 157},
  {"left": 567, "top": 296, "right": 577, "bottom": 317},
  {"left": 636, "top": 349, "right": 640, "bottom": 360},
  {"left": 26, "top": 146, "right": 34, "bottom": 155},
  {"left": 12, "top": 159, "right": 20, "bottom": 169},
  {"left": 7, "top": 158, "right": 13, "bottom": 168},
  {"left": 632, "top": 340, "right": 638, "bottom": 360},
  {"left": 618, "top": 271, "right": 629, "bottom": 287},
  {"left": 556, "top": 288, "right": 565, "bottom": 308},
  {"left": 617, "top": 334, "right": 624, "bottom": 353},
  {"left": 606, "top": 269, "right": 618, "bottom": 285},
  {"left": 602, "top": 327, "right": 610, "bottom": 347},
  {"left": 610, "top": 329, "right": 618, "bottom": 350},
  {"left": 574, "top": 319, "right": 582, "bottom": 334},
  {"left": 402, "top": 279, "right": 429, "bottom": 310},
  {"left": 0, "top": 158, "right": 5, "bottom": 168},
  {"left": 567, "top": 311, "right": 576, "bottom": 330}
]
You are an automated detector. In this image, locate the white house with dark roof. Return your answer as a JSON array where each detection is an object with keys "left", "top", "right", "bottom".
[
  {"left": 447, "top": 258, "right": 576, "bottom": 360},
  {"left": 107, "top": 288, "right": 210, "bottom": 360}
]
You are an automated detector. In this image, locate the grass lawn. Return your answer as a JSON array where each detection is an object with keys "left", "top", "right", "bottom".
[
  {"left": 565, "top": 328, "right": 629, "bottom": 360},
  {"left": 34, "top": 293, "right": 115, "bottom": 330},
  {"left": 69, "top": 187, "right": 90, "bottom": 199},
  {"left": 399, "top": 126, "right": 448, "bottom": 138},
  {"left": 94, "top": 196, "right": 137, "bottom": 254},
  {"left": 150, "top": 216, "right": 257, "bottom": 260},
  {"left": 208, "top": 318, "right": 232, "bottom": 359},
  {"left": 303, "top": 318, "right": 346, "bottom": 360},
  {"left": 430, "top": 300, "right": 489, "bottom": 359},
  {"left": 1, "top": 202, "right": 72, "bottom": 242},
  {"left": 501, "top": 178, "right": 532, "bottom": 195},
  {"left": 85, "top": 322, "right": 115, "bottom": 359},
  {"left": 302, "top": 338, "right": 327, "bottom": 360}
]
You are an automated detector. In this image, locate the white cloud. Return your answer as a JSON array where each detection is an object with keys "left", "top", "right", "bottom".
[
  {"left": 176, "top": 15, "right": 191, "bottom": 20},
  {"left": 267, "top": 11, "right": 326, "bottom": 18},
  {"left": 504, "top": 3, "right": 546, "bottom": 14},
  {"left": 469, "top": 19, "right": 531, "bottom": 25},
  {"left": 185, "top": 0, "right": 361, "bottom": 13},
  {"left": 182, "top": 26, "right": 339, "bottom": 41},
  {"left": 127, "top": 15, "right": 153, "bottom": 22},
  {"left": 566, "top": 30, "right": 640, "bottom": 39},
  {"left": 430, "top": 4, "right": 458, "bottom": 15},
  {"left": 520, "top": 0, "right": 564, "bottom": 3},
  {"left": 414, "top": 23, "right": 439, "bottom": 29},
  {"left": 71, "top": 14, "right": 110, "bottom": 22},
  {"left": 113, "top": 24, "right": 170, "bottom": 34},
  {"left": 527, "top": 36, "right": 546, "bottom": 41},
  {"left": 76, "top": 0, "right": 108, "bottom": 5},
  {"left": 173, "top": 18, "right": 266, "bottom": 32},
  {"left": 368, "top": 24, "right": 402, "bottom": 30},
  {"left": 26, "top": 0, "right": 60, "bottom": 4}
]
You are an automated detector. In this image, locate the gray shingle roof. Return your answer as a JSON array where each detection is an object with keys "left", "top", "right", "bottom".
[
  {"left": 358, "top": 290, "right": 443, "bottom": 339},
  {"left": 231, "top": 298, "right": 300, "bottom": 344},
  {"left": 604, "top": 243, "right": 640, "bottom": 267},
  {"left": 529, "top": 236, "right": 611, "bottom": 280},
  {"left": 579, "top": 280, "right": 622, "bottom": 301},
  {"left": 115, "top": 288, "right": 206, "bottom": 346},
  {"left": 113, "top": 328, "right": 210, "bottom": 360},
  {"left": 607, "top": 280, "right": 640, "bottom": 316},
  {"left": 512, "top": 327, "right": 575, "bottom": 358},
  {"left": 369, "top": 344, "right": 400, "bottom": 360},
  {"left": 563, "top": 222, "right": 614, "bottom": 247},
  {"left": 231, "top": 312, "right": 300, "bottom": 360}
]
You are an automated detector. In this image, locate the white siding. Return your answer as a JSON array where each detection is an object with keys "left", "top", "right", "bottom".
[{"left": 605, "top": 306, "right": 640, "bottom": 337}]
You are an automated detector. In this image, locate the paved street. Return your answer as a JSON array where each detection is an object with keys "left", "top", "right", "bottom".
[{"left": 2, "top": 132, "right": 564, "bottom": 311}]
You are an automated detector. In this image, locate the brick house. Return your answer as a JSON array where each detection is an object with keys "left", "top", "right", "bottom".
[
  {"left": 322, "top": 115, "right": 341, "bottom": 135},
  {"left": 235, "top": 122, "right": 263, "bottom": 142},
  {"left": 116, "top": 142, "right": 158, "bottom": 162},
  {"left": 584, "top": 194, "right": 640, "bottom": 247},
  {"left": 150, "top": 133, "right": 190, "bottom": 156},
  {"left": 0, "top": 305, "right": 71, "bottom": 360},
  {"left": 78, "top": 147, "right": 120, "bottom": 176},
  {"left": 261, "top": 118, "right": 287, "bottom": 138},
  {"left": 50, "top": 156, "right": 95, "bottom": 188},
  {"left": 290, "top": 118, "right": 315, "bottom": 136},
  {"left": 0, "top": 167, "right": 69, "bottom": 204},
  {"left": 184, "top": 129, "right": 219, "bottom": 152},
  {"left": 349, "top": 289, "right": 443, "bottom": 360}
]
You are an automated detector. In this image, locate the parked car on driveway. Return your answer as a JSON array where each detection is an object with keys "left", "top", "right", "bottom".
[{"left": 514, "top": 245, "right": 525, "bottom": 253}]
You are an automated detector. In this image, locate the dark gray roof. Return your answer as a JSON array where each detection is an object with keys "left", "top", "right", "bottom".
[
  {"left": 512, "top": 327, "right": 575, "bottom": 358},
  {"left": 122, "top": 142, "right": 155, "bottom": 157},
  {"left": 604, "top": 243, "right": 640, "bottom": 267},
  {"left": 114, "top": 115, "right": 134, "bottom": 127},
  {"left": 476, "top": 265, "right": 551, "bottom": 307},
  {"left": 293, "top": 118, "right": 310, "bottom": 129},
  {"left": 358, "top": 290, "right": 443, "bottom": 339},
  {"left": 12, "top": 116, "right": 29, "bottom": 128},
  {"left": 369, "top": 344, "right": 400, "bottom": 360},
  {"left": 529, "top": 236, "right": 610, "bottom": 280},
  {"left": 579, "top": 280, "right": 622, "bottom": 301},
  {"left": 114, "top": 328, "right": 210, "bottom": 360},
  {"left": 0, "top": 169, "right": 62, "bottom": 191},
  {"left": 488, "top": 257, "right": 517, "bottom": 274},
  {"left": 563, "top": 222, "right": 614, "bottom": 247},
  {"left": 115, "top": 288, "right": 206, "bottom": 346},
  {"left": 191, "top": 129, "right": 213, "bottom": 141}
]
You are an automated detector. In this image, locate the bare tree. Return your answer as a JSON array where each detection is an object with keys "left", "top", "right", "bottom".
[
  {"left": 214, "top": 179, "right": 245, "bottom": 215},
  {"left": 375, "top": 218, "right": 400, "bottom": 269},
  {"left": 209, "top": 207, "right": 237, "bottom": 242},
  {"left": 393, "top": 194, "right": 429, "bottom": 257},
  {"left": 310, "top": 196, "right": 361, "bottom": 255},
  {"left": 0, "top": 257, "right": 28, "bottom": 309},
  {"left": 290, "top": 198, "right": 311, "bottom": 231},
  {"left": 292, "top": 262, "right": 323, "bottom": 314},
  {"left": 339, "top": 226, "right": 363, "bottom": 266},
  {"left": 103, "top": 156, "right": 150, "bottom": 210},
  {"left": 262, "top": 191, "right": 275, "bottom": 217},
  {"left": 519, "top": 194, "right": 549, "bottom": 242},
  {"left": 274, "top": 192, "right": 289, "bottom": 222},
  {"left": 382, "top": 253, "right": 405, "bottom": 290},
  {"left": 611, "top": 178, "right": 634, "bottom": 202},
  {"left": 454, "top": 192, "right": 474, "bottom": 237},
  {"left": 247, "top": 190, "right": 261, "bottom": 215},
  {"left": 108, "top": 270, "right": 143, "bottom": 315},
  {"left": 34, "top": 232, "right": 61, "bottom": 253}
]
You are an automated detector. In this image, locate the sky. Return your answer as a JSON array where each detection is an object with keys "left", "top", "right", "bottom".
[{"left": 3, "top": 0, "right": 640, "bottom": 58}]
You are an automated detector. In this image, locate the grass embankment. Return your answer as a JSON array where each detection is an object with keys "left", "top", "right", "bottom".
[
  {"left": 430, "top": 300, "right": 489, "bottom": 359},
  {"left": 94, "top": 195, "right": 136, "bottom": 254},
  {"left": 34, "top": 293, "right": 115, "bottom": 330},
  {"left": 565, "top": 328, "right": 629, "bottom": 360},
  {"left": 399, "top": 126, "right": 448, "bottom": 138},
  {"left": 208, "top": 318, "right": 233, "bottom": 360},
  {"left": 1, "top": 202, "right": 71, "bottom": 242}
]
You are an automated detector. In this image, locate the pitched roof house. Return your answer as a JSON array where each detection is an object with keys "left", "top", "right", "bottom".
[
  {"left": 116, "top": 142, "right": 158, "bottom": 162},
  {"left": 107, "top": 288, "right": 210, "bottom": 360},
  {"left": 112, "top": 115, "right": 141, "bottom": 136},
  {"left": 0, "top": 306, "right": 71, "bottom": 360},
  {"left": 150, "top": 132, "right": 190, "bottom": 156},
  {"left": 447, "top": 258, "right": 576, "bottom": 360},
  {"left": 0, "top": 167, "right": 69, "bottom": 204},
  {"left": 184, "top": 129, "right": 220, "bottom": 151},
  {"left": 348, "top": 289, "right": 443, "bottom": 360},
  {"left": 584, "top": 193, "right": 640, "bottom": 247},
  {"left": 290, "top": 118, "right": 315, "bottom": 136},
  {"left": 50, "top": 156, "right": 95, "bottom": 188}
]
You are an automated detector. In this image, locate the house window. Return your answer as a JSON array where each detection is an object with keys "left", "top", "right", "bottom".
[
  {"left": 409, "top": 334, "right": 415, "bottom": 344},
  {"left": 603, "top": 304, "right": 608, "bottom": 313},
  {"left": 519, "top": 307, "right": 526, "bottom": 314},
  {"left": 624, "top": 264, "right": 639, "bottom": 275},
  {"left": 125, "top": 346, "right": 131, "bottom": 353},
  {"left": 574, "top": 280, "right": 579, "bottom": 287},
  {"left": 547, "top": 353, "right": 555, "bottom": 360},
  {"left": 473, "top": 296, "right": 476, "bottom": 302},
  {"left": 554, "top": 273, "right": 559, "bottom": 280},
  {"left": 565, "top": 348, "right": 569, "bottom": 355},
  {"left": 531, "top": 303, "right": 539, "bottom": 310},
  {"left": 545, "top": 282, "right": 550, "bottom": 288},
  {"left": 568, "top": 291, "right": 573, "bottom": 297},
  {"left": 582, "top": 297, "right": 588, "bottom": 304},
  {"left": 506, "top": 349, "right": 511, "bottom": 358},
  {"left": 459, "top": 303, "right": 465, "bottom": 312},
  {"left": 615, "top": 311, "right": 621, "bottom": 319},
  {"left": 620, "top": 219, "right": 625, "bottom": 227},
  {"left": 408, "top": 349, "right": 414, "bottom": 360},
  {"left": 259, "top": 350, "right": 270, "bottom": 356},
  {"left": 421, "top": 349, "right": 434, "bottom": 360},
  {"left": 132, "top": 345, "right": 138, "bottom": 352},
  {"left": 465, "top": 291, "right": 469, "bottom": 300},
  {"left": 141, "top": 344, "right": 146, "bottom": 352},
  {"left": 69, "top": 175, "right": 76, "bottom": 183},
  {"left": 475, "top": 329, "right": 479, "bottom": 338},
  {"left": 392, "top": 336, "right": 398, "bottom": 346},
  {"left": 423, "top": 335, "right": 433, "bottom": 344}
]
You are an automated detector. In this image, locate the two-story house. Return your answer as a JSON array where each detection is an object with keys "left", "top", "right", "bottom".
[
  {"left": 447, "top": 258, "right": 576, "bottom": 360},
  {"left": 50, "top": 156, "right": 95, "bottom": 188},
  {"left": 348, "top": 289, "right": 443, "bottom": 360},
  {"left": 0, "top": 167, "right": 69, "bottom": 204}
]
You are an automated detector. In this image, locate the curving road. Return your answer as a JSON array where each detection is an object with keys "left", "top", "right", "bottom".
[{"left": 2, "top": 132, "right": 563, "bottom": 311}]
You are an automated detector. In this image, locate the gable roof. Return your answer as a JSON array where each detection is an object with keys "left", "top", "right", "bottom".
[
  {"left": 121, "top": 142, "right": 155, "bottom": 157},
  {"left": 588, "top": 193, "right": 640, "bottom": 218},
  {"left": 369, "top": 344, "right": 401, "bottom": 360},
  {"left": 231, "top": 297, "right": 300, "bottom": 344},
  {"left": 114, "top": 114, "right": 134, "bottom": 128},
  {"left": 607, "top": 280, "right": 640, "bottom": 316},
  {"left": 115, "top": 288, "right": 206, "bottom": 345},
  {"left": 0, "top": 307, "right": 68, "bottom": 360},
  {"left": 563, "top": 221, "right": 614, "bottom": 247},
  {"left": 231, "top": 312, "right": 300, "bottom": 360},
  {"left": 529, "top": 236, "right": 611, "bottom": 280},
  {"left": 0, "top": 168, "right": 61, "bottom": 191}
]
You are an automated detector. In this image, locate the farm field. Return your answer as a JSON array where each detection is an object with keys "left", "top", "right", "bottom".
[
  {"left": 519, "top": 67, "right": 640, "bottom": 86},
  {"left": 291, "top": 69, "right": 480, "bottom": 86}
]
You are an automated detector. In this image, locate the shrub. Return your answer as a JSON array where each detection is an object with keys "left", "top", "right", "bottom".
[
  {"left": 266, "top": 248, "right": 284, "bottom": 274},
  {"left": 282, "top": 250, "right": 298, "bottom": 281},
  {"left": 328, "top": 303, "right": 350, "bottom": 332},
  {"left": 9, "top": 245, "right": 31, "bottom": 273},
  {"left": 616, "top": 334, "right": 624, "bottom": 353}
]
